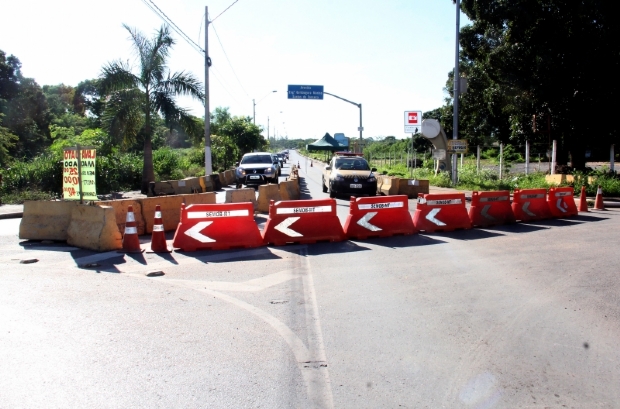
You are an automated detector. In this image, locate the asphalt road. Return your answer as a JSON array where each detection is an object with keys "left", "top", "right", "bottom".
[{"left": 1, "top": 151, "right": 620, "bottom": 408}]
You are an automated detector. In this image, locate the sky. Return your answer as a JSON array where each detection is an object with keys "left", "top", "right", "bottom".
[{"left": 1, "top": 0, "right": 468, "bottom": 141}]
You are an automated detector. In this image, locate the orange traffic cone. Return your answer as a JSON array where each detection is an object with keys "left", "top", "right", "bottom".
[
  {"left": 578, "top": 185, "right": 589, "bottom": 212},
  {"left": 148, "top": 205, "right": 170, "bottom": 253},
  {"left": 593, "top": 185, "right": 605, "bottom": 210},
  {"left": 120, "top": 205, "right": 143, "bottom": 253}
]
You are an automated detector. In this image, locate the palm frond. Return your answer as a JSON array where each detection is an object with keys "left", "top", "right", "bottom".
[
  {"left": 159, "top": 71, "right": 205, "bottom": 102},
  {"left": 123, "top": 24, "right": 150, "bottom": 76},
  {"left": 102, "top": 88, "right": 145, "bottom": 147},
  {"left": 100, "top": 61, "right": 140, "bottom": 94}
]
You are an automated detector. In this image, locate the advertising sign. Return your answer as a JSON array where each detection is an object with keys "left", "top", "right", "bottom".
[
  {"left": 447, "top": 139, "right": 468, "bottom": 153},
  {"left": 63, "top": 147, "right": 97, "bottom": 201}
]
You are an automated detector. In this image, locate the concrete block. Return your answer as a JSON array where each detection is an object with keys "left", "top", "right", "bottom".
[
  {"left": 258, "top": 184, "right": 282, "bottom": 213},
  {"left": 224, "top": 169, "right": 236, "bottom": 185},
  {"left": 140, "top": 195, "right": 184, "bottom": 233},
  {"left": 19, "top": 201, "right": 79, "bottom": 241},
  {"left": 226, "top": 188, "right": 258, "bottom": 211},
  {"left": 279, "top": 180, "right": 300, "bottom": 201},
  {"left": 149, "top": 181, "right": 175, "bottom": 197},
  {"left": 546, "top": 174, "right": 574, "bottom": 185},
  {"left": 218, "top": 172, "right": 228, "bottom": 187},
  {"left": 67, "top": 205, "right": 122, "bottom": 251},
  {"left": 380, "top": 177, "right": 400, "bottom": 196},
  {"left": 397, "top": 179, "right": 430, "bottom": 198},
  {"left": 199, "top": 176, "right": 214, "bottom": 192},
  {"left": 96, "top": 199, "right": 145, "bottom": 235}
]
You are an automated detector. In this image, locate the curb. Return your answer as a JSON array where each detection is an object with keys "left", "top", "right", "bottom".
[{"left": 0, "top": 212, "right": 23, "bottom": 220}]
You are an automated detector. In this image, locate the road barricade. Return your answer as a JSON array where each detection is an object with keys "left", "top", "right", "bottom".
[
  {"left": 547, "top": 187, "right": 578, "bottom": 217},
  {"left": 413, "top": 193, "right": 472, "bottom": 232},
  {"left": 468, "top": 190, "right": 515, "bottom": 227},
  {"left": 172, "top": 203, "right": 263, "bottom": 251},
  {"left": 262, "top": 198, "right": 345, "bottom": 245},
  {"left": 343, "top": 195, "right": 415, "bottom": 240},
  {"left": 512, "top": 189, "right": 552, "bottom": 221}
]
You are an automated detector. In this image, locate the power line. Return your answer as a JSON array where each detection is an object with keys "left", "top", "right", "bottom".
[
  {"left": 210, "top": 21, "right": 249, "bottom": 97},
  {"left": 139, "top": 0, "right": 204, "bottom": 55},
  {"left": 211, "top": 0, "right": 240, "bottom": 23}
]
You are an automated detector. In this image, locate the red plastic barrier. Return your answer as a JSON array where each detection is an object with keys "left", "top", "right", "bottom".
[
  {"left": 547, "top": 187, "right": 578, "bottom": 217},
  {"left": 343, "top": 195, "right": 416, "bottom": 240},
  {"left": 468, "top": 190, "right": 516, "bottom": 227},
  {"left": 511, "top": 189, "right": 552, "bottom": 221},
  {"left": 262, "top": 198, "right": 345, "bottom": 245},
  {"left": 172, "top": 203, "right": 263, "bottom": 251},
  {"left": 412, "top": 193, "right": 472, "bottom": 232}
]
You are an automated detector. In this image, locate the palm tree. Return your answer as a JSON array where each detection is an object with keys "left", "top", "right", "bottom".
[{"left": 100, "top": 24, "right": 204, "bottom": 193}]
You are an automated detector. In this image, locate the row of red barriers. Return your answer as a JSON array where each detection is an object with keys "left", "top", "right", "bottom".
[{"left": 170, "top": 187, "right": 582, "bottom": 251}]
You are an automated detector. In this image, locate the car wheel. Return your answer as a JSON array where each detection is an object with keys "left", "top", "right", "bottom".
[
  {"left": 322, "top": 178, "right": 328, "bottom": 193},
  {"left": 329, "top": 190, "right": 336, "bottom": 198}
]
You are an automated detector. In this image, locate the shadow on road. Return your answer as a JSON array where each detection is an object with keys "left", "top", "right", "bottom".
[
  {"left": 350, "top": 233, "right": 447, "bottom": 249},
  {"left": 427, "top": 228, "right": 505, "bottom": 241}
]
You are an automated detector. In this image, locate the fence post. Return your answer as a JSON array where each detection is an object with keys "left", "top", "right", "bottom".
[
  {"left": 499, "top": 143, "right": 503, "bottom": 179},
  {"left": 551, "top": 140, "right": 557, "bottom": 175},
  {"left": 525, "top": 140, "right": 530, "bottom": 175},
  {"left": 611, "top": 144, "right": 615, "bottom": 173}
]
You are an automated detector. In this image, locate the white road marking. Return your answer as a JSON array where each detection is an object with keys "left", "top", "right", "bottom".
[
  {"left": 356, "top": 212, "right": 382, "bottom": 231},
  {"left": 275, "top": 217, "right": 303, "bottom": 237},
  {"left": 426, "top": 208, "right": 446, "bottom": 226},
  {"left": 185, "top": 221, "right": 215, "bottom": 243},
  {"left": 165, "top": 270, "right": 299, "bottom": 292}
]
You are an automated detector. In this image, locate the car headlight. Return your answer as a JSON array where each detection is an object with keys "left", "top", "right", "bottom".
[
  {"left": 367, "top": 176, "right": 376, "bottom": 182},
  {"left": 237, "top": 169, "right": 246, "bottom": 176},
  {"left": 264, "top": 167, "right": 274, "bottom": 174},
  {"left": 333, "top": 174, "right": 344, "bottom": 181}
]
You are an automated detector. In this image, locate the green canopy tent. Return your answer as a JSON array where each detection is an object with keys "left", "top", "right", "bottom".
[{"left": 306, "top": 133, "right": 347, "bottom": 162}]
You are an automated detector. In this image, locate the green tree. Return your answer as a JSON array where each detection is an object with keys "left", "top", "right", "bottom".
[
  {"left": 455, "top": 0, "right": 620, "bottom": 168},
  {"left": 99, "top": 24, "right": 205, "bottom": 193}
]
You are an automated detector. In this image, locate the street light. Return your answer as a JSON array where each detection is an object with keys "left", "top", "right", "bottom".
[{"left": 253, "top": 90, "right": 277, "bottom": 124}]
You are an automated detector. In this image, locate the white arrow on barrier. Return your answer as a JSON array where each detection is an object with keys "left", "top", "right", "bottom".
[
  {"left": 275, "top": 217, "right": 303, "bottom": 237},
  {"left": 185, "top": 221, "right": 215, "bottom": 243},
  {"left": 425, "top": 208, "right": 446, "bottom": 226},
  {"left": 357, "top": 212, "right": 382, "bottom": 231},
  {"left": 522, "top": 202, "right": 536, "bottom": 217},
  {"left": 556, "top": 199, "right": 567, "bottom": 213},
  {"left": 480, "top": 204, "right": 497, "bottom": 221}
]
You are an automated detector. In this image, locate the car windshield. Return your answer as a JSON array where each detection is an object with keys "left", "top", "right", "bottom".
[
  {"left": 334, "top": 157, "right": 370, "bottom": 171},
  {"left": 241, "top": 155, "right": 273, "bottom": 164}
]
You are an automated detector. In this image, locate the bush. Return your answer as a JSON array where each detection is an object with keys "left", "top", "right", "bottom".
[
  {"left": 153, "top": 147, "right": 180, "bottom": 181},
  {"left": 97, "top": 152, "right": 143, "bottom": 193},
  {"left": 1, "top": 153, "right": 63, "bottom": 195}
]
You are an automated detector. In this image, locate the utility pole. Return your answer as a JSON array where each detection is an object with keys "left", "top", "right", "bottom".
[
  {"left": 252, "top": 99, "right": 255, "bottom": 124},
  {"left": 204, "top": 6, "right": 213, "bottom": 175},
  {"left": 452, "top": 0, "right": 461, "bottom": 184},
  {"left": 323, "top": 91, "right": 363, "bottom": 151}
]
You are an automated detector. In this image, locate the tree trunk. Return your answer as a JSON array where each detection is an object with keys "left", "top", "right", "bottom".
[{"left": 141, "top": 134, "right": 154, "bottom": 193}]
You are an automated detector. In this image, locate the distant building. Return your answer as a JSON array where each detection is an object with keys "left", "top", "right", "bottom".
[{"left": 333, "top": 133, "right": 349, "bottom": 148}]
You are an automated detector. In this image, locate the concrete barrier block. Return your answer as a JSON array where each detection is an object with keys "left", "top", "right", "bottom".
[
  {"left": 224, "top": 169, "right": 236, "bottom": 185},
  {"left": 141, "top": 195, "right": 185, "bottom": 233},
  {"left": 67, "top": 205, "right": 122, "bottom": 251},
  {"left": 19, "top": 201, "right": 79, "bottom": 241},
  {"left": 96, "top": 199, "right": 145, "bottom": 235},
  {"left": 279, "top": 180, "right": 300, "bottom": 201},
  {"left": 546, "top": 174, "right": 574, "bottom": 185},
  {"left": 397, "top": 179, "right": 430, "bottom": 198},
  {"left": 226, "top": 188, "right": 258, "bottom": 211},
  {"left": 218, "top": 172, "right": 228, "bottom": 187},
  {"left": 258, "top": 184, "right": 283, "bottom": 213},
  {"left": 149, "top": 181, "right": 175, "bottom": 197},
  {"left": 199, "top": 176, "right": 214, "bottom": 192},
  {"left": 380, "top": 177, "right": 400, "bottom": 196}
]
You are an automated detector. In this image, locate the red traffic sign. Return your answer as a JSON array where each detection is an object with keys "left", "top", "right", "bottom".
[{"left": 404, "top": 111, "right": 422, "bottom": 132}]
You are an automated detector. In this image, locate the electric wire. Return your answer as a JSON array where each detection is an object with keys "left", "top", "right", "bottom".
[
  {"left": 211, "top": 21, "right": 250, "bottom": 97},
  {"left": 211, "top": 0, "right": 240, "bottom": 23},
  {"left": 139, "top": 0, "right": 204, "bottom": 55}
]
